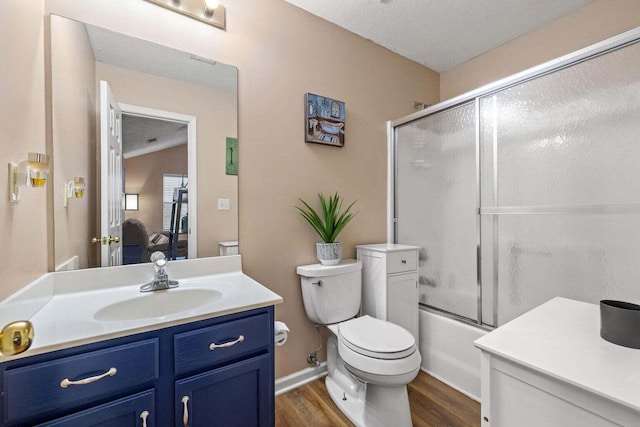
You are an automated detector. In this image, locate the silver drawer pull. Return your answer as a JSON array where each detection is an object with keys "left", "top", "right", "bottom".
[
  {"left": 140, "top": 410, "right": 149, "bottom": 427},
  {"left": 209, "top": 335, "right": 244, "bottom": 350},
  {"left": 182, "top": 395, "right": 190, "bottom": 426},
  {"left": 60, "top": 367, "right": 117, "bottom": 388}
]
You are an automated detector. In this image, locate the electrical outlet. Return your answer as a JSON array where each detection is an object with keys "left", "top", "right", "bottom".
[{"left": 217, "top": 198, "right": 230, "bottom": 210}]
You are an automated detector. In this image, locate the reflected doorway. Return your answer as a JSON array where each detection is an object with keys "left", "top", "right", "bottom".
[{"left": 120, "top": 104, "right": 197, "bottom": 264}]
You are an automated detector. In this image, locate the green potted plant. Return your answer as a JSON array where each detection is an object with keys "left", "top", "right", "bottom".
[{"left": 296, "top": 192, "right": 357, "bottom": 265}]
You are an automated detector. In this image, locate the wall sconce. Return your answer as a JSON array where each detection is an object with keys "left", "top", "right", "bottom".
[
  {"left": 64, "top": 177, "right": 86, "bottom": 207},
  {"left": 145, "top": 0, "right": 226, "bottom": 30},
  {"left": 8, "top": 152, "right": 50, "bottom": 202},
  {"left": 125, "top": 194, "right": 139, "bottom": 211}
]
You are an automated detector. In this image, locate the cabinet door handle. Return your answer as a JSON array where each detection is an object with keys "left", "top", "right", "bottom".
[
  {"left": 59, "top": 367, "right": 117, "bottom": 388},
  {"left": 209, "top": 335, "right": 244, "bottom": 350},
  {"left": 181, "top": 395, "right": 190, "bottom": 427},
  {"left": 140, "top": 410, "right": 149, "bottom": 427}
]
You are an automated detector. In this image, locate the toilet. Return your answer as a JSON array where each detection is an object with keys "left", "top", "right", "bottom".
[{"left": 297, "top": 260, "right": 421, "bottom": 427}]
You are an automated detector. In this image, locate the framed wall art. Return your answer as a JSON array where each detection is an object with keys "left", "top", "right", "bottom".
[
  {"left": 226, "top": 137, "right": 238, "bottom": 175},
  {"left": 305, "top": 93, "right": 345, "bottom": 147}
]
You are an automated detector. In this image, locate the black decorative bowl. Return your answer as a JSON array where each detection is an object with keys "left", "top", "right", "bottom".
[{"left": 600, "top": 300, "right": 640, "bottom": 349}]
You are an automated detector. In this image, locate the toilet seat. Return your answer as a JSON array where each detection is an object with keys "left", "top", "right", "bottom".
[
  {"left": 336, "top": 316, "right": 421, "bottom": 377},
  {"left": 338, "top": 315, "right": 415, "bottom": 359}
]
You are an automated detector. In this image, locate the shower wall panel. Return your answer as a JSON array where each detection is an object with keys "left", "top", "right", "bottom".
[{"left": 395, "top": 34, "right": 640, "bottom": 327}]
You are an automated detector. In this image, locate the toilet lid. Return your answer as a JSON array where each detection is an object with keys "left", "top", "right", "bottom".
[{"left": 338, "top": 316, "right": 416, "bottom": 360}]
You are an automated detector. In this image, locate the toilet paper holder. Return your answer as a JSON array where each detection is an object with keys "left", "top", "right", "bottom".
[{"left": 274, "top": 321, "right": 290, "bottom": 346}]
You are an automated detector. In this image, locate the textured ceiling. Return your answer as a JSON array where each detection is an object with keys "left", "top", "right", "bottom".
[
  {"left": 285, "top": 0, "right": 593, "bottom": 72},
  {"left": 122, "top": 115, "right": 187, "bottom": 159}
]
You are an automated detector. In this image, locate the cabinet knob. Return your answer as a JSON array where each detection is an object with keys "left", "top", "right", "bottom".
[{"left": 401, "top": 259, "right": 407, "bottom": 264}]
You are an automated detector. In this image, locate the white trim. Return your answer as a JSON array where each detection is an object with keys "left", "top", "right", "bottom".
[
  {"left": 386, "top": 120, "right": 395, "bottom": 243},
  {"left": 119, "top": 103, "right": 198, "bottom": 259},
  {"left": 275, "top": 362, "right": 328, "bottom": 396}
]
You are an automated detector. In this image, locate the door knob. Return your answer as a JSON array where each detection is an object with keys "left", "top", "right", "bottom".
[
  {"left": 91, "top": 236, "right": 120, "bottom": 244},
  {"left": 0, "top": 320, "right": 34, "bottom": 356}
]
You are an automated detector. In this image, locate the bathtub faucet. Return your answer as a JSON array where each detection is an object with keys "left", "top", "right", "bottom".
[{"left": 140, "top": 251, "right": 179, "bottom": 292}]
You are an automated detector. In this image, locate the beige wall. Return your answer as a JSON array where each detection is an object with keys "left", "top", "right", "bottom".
[
  {"left": 0, "top": 1, "right": 48, "bottom": 295},
  {"left": 2, "top": 0, "right": 440, "bottom": 379},
  {"left": 96, "top": 61, "right": 238, "bottom": 257},
  {"left": 51, "top": 15, "right": 96, "bottom": 270},
  {"left": 441, "top": 0, "right": 640, "bottom": 100},
  {"left": 124, "top": 145, "right": 188, "bottom": 233},
  {"left": 6, "top": 0, "right": 639, "bottom": 380}
]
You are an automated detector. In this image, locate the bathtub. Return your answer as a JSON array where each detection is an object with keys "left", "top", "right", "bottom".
[{"left": 418, "top": 308, "right": 487, "bottom": 401}]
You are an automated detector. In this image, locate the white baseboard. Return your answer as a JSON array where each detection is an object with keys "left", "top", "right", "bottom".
[
  {"left": 275, "top": 362, "right": 328, "bottom": 396},
  {"left": 420, "top": 367, "right": 481, "bottom": 402}
]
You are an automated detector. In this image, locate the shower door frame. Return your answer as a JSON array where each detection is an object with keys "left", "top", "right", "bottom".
[{"left": 387, "top": 26, "right": 640, "bottom": 327}]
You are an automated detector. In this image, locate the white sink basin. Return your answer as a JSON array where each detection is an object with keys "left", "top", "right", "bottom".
[{"left": 94, "top": 288, "right": 223, "bottom": 321}]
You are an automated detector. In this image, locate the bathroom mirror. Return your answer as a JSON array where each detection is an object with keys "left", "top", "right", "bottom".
[{"left": 50, "top": 15, "right": 238, "bottom": 270}]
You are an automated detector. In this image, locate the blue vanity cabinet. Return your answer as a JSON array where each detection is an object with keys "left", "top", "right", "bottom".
[
  {"left": 0, "top": 306, "right": 275, "bottom": 427},
  {"left": 175, "top": 354, "right": 273, "bottom": 426},
  {"left": 35, "top": 390, "right": 155, "bottom": 427},
  {"left": 173, "top": 311, "right": 274, "bottom": 426}
]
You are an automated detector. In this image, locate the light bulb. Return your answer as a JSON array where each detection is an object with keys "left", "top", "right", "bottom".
[{"left": 204, "top": 0, "right": 219, "bottom": 14}]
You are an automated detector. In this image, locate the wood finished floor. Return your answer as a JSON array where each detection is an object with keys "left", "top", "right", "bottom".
[{"left": 275, "top": 371, "right": 480, "bottom": 427}]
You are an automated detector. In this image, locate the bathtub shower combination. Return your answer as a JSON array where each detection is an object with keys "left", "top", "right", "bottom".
[{"left": 388, "top": 27, "right": 640, "bottom": 397}]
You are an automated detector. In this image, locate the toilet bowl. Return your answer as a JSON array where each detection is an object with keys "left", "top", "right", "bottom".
[{"left": 297, "top": 260, "right": 421, "bottom": 427}]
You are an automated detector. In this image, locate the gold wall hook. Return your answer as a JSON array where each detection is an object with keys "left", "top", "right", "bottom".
[{"left": 0, "top": 320, "right": 34, "bottom": 356}]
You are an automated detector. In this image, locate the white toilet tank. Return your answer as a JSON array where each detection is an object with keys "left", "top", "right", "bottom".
[{"left": 297, "top": 260, "right": 362, "bottom": 325}]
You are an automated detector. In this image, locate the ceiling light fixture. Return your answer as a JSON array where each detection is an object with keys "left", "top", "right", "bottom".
[{"left": 145, "top": 0, "right": 225, "bottom": 30}]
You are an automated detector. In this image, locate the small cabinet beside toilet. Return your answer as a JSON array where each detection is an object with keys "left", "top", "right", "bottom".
[{"left": 357, "top": 244, "right": 420, "bottom": 347}]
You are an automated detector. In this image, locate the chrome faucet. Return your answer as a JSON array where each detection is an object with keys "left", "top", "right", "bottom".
[{"left": 140, "top": 251, "right": 179, "bottom": 292}]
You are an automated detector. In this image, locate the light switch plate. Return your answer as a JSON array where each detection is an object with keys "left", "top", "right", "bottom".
[{"left": 217, "top": 198, "right": 230, "bottom": 210}]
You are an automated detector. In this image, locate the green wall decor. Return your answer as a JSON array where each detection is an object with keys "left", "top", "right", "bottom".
[{"left": 226, "top": 137, "right": 238, "bottom": 175}]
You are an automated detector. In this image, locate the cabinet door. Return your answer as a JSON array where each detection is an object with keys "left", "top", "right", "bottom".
[
  {"left": 36, "top": 390, "right": 154, "bottom": 427},
  {"left": 388, "top": 273, "right": 419, "bottom": 342},
  {"left": 175, "top": 354, "right": 273, "bottom": 427}
]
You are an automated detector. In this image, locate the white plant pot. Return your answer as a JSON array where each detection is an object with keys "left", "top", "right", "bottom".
[{"left": 316, "top": 242, "right": 343, "bottom": 266}]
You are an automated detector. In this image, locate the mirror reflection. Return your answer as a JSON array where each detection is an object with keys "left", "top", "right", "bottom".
[{"left": 50, "top": 14, "right": 238, "bottom": 271}]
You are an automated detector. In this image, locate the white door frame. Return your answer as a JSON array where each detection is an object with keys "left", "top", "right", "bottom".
[{"left": 119, "top": 103, "right": 198, "bottom": 259}]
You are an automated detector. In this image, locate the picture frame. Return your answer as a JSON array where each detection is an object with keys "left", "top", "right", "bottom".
[
  {"left": 226, "top": 137, "right": 238, "bottom": 175},
  {"left": 305, "top": 93, "right": 345, "bottom": 147}
]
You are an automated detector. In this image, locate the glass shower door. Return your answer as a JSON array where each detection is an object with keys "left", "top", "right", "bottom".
[
  {"left": 479, "top": 40, "right": 640, "bottom": 326},
  {"left": 395, "top": 102, "right": 479, "bottom": 322}
]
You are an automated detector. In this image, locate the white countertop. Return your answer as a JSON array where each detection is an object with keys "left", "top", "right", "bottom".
[
  {"left": 0, "top": 256, "right": 282, "bottom": 363},
  {"left": 356, "top": 243, "right": 421, "bottom": 252},
  {"left": 474, "top": 297, "right": 640, "bottom": 412}
]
